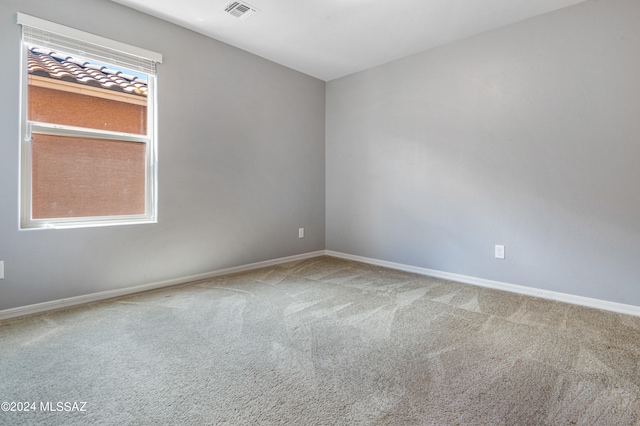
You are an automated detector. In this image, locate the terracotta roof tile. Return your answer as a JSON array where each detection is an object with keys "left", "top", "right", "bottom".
[{"left": 27, "top": 46, "right": 148, "bottom": 97}]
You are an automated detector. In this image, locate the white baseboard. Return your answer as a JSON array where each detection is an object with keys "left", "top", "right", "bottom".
[
  {"left": 4, "top": 249, "right": 639, "bottom": 321},
  {"left": 325, "top": 250, "right": 640, "bottom": 318},
  {"left": 0, "top": 251, "right": 325, "bottom": 321}
]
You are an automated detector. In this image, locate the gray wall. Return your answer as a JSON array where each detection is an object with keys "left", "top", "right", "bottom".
[
  {"left": 2, "top": 0, "right": 638, "bottom": 312},
  {"left": 0, "top": 0, "right": 326, "bottom": 310},
  {"left": 326, "top": 0, "right": 640, "bottom": 305}
]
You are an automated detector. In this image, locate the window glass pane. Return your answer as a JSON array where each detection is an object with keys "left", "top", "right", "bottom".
[
  {"left": 32, "top": 134, "right": 146, "bottom": 219},
  {"left": 27, "top": 46, "right": 148, "bottom": 135}
]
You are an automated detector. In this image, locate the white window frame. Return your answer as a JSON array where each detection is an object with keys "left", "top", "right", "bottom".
[{"left": 17, "top": 13, "right": 162, "bottom": 230}]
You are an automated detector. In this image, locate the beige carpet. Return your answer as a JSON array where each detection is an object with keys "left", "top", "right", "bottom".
[{"left": 1, "top": 256, "right": 639, "bottom": 425}]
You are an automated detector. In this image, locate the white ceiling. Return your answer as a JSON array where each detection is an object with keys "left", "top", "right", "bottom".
[{"left": 110, "top": 0, "right": 588, "bottom": 81}]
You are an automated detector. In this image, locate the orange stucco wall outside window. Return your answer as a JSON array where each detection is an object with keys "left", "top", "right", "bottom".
[{"left": 28, "top": 84, "right": 148, "bottom": 219}]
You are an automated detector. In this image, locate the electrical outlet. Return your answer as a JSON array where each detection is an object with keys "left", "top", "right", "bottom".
[
  {"left": 298, "top": 228, "right": 304, "bottom": 239},
  {"left": 495, "top": 245, "right": 505, "bottom": 259},
  {"left": 0, "top": 261, "right": 4, "bottom": 279}
]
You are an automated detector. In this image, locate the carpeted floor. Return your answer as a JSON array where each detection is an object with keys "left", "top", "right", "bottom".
[{"left": 1, "top": 255, "right": 639, "bottom": 425}]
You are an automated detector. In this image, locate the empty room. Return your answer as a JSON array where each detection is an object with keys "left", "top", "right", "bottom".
[{"left": 1, "top": 0, "right": 639, "bottom": 424}]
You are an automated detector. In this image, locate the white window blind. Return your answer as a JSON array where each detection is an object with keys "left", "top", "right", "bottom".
[{"left": 17, "top": 12, "right": 162, "bottom": 74}]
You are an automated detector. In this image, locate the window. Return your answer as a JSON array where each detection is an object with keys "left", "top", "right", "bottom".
[{"left": 17, "top": 13, "right": 162, "bottom": 229}]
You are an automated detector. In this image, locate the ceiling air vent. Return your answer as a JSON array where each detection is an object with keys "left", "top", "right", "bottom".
[{"left": 224, "top": 1, "right": 258, "bottom": 20}]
